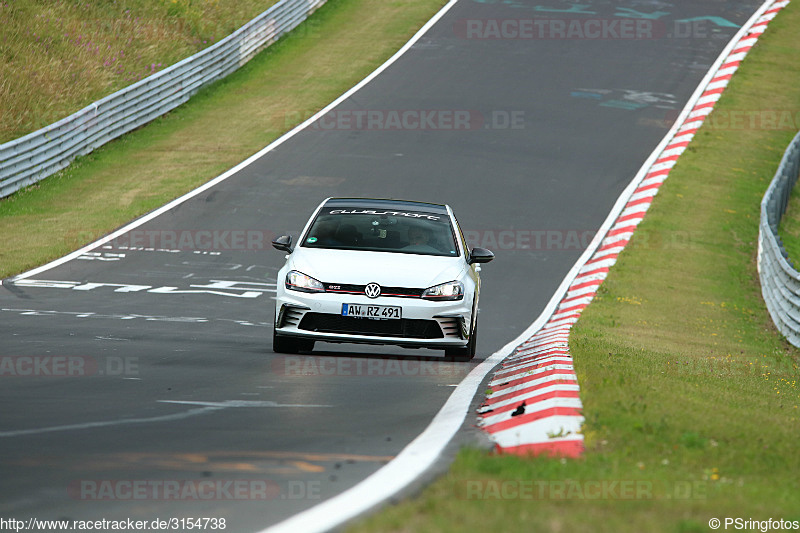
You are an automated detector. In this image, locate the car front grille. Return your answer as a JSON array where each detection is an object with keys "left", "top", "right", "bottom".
[
  {"left": 322, "top": 283, "right": 424, "bottom": 299},
  {"left": 298, "top": 313, "right": 444, "bottom": 339}
]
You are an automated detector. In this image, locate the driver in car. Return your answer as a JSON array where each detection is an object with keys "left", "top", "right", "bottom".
[{"left": 403, "top": 226, "right": 440, "bottom": 254}]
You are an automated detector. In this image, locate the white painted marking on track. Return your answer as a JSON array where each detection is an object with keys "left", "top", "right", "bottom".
[
  {"left": 0, "top": 401, "right": 333, "bottom": 438},
  {"left": 0, "top": 407, "right": 223, "bottom": 438},
  {"left": 78, "top": 252, "right": 126, "bottom": 261},
  {"left": 147, "top": 286, "right": 261, "bottom": 298},
  {"left": 1, "top": 308, "right": 209, "bottom": 323},
  {"left": 158, "top": 400, "right": 332, "bottom": 408},
  {"left": 9, "top": 278, "right": 276, "bottom": 298},
  {"left": 11, "top": 280, "right": 79, "bottom": 289},
  {"left": 1, "top": 307, "right": 274, "bottom": 327}
]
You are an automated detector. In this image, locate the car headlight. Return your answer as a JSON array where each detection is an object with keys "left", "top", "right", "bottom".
[
  {"left": 422, "top": 281, "right": 464, "bottom": 301},
  {"left": 285, "top": 270, "right": 325, "bottom": 293}
]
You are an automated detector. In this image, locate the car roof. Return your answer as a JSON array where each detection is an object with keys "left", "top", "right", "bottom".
[{"left": 322, "top": 197, "right": 449, "bottom": 215}]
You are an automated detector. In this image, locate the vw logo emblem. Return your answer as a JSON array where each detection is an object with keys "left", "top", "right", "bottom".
[{"left": 364, "top": 283, "right": 381, "bottom": 299}]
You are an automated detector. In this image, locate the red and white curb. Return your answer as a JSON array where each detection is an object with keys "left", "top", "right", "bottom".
[{"left": 477, "top": 0, "right": 791, "bottom": 458}]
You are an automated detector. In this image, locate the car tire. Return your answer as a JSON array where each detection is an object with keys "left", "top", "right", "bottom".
[
  {"left": 273, "top": 330, "right": 314, "bottom": 354},
  {"left": 445, "top": 324, "right": 477, "bottom": 362}
]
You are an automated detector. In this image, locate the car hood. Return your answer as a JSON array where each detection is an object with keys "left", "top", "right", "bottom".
[{"left": 287, "top": 247, "right": 467, "bottom": 288}]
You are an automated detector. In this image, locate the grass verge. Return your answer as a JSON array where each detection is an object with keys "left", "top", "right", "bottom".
[
  {"left": 0, "top": 0, "right": 447, "bottom": 279},
  {"left": 349, "top": 3, "right": 800, "bottom": 532},
  {"left": 0, "top": 0, "right": 278, "bottom": 143}
]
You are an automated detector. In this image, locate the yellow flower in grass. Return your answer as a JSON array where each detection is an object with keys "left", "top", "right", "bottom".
[{"left": 703, "top": 467, "right": 720, "bottom": 481}]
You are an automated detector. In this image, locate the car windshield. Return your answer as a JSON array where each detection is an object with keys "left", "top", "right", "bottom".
[{"left": 301, "top": 207, "right": 459, "bottom": 257}]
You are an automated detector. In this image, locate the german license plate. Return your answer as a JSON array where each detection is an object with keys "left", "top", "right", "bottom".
[{"left": 342, "top": 303, "right": 401, "bottom": 319}]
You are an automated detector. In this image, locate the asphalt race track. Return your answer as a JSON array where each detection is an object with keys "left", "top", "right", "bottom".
[{"left": 0, "top": 1, "right": 763, "bottom": 530}]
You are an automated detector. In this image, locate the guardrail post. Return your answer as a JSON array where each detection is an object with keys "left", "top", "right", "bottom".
[{"left": 758, "top": 130, "right": 800, "bottom": 348}]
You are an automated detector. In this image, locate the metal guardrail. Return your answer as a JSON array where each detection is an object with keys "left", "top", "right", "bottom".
[
  {"left": 758, "top": 130, "right": 800, "bottom": 347},
  {"left": 0, "top": 0, "right": 326, "bottom": 198}
]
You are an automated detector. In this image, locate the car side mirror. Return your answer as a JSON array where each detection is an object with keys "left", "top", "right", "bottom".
[
  {"left": 272, "top": 235, "right": 293, "bottom": 253},
  {"left": 468, "top": 247, "right": 494, "bottom": 264}
]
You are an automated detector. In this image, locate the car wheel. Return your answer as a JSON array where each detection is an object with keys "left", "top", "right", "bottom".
[
  {"left": 445, "top": 323, "right": 477, "bottom": 362},
  {"left": 273, "top": 330, "right": 314, "bottom": 354}
]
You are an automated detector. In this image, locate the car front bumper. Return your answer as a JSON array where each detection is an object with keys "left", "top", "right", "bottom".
[{"left": 274, "top": 290, "right": 473, "bottom": 349}]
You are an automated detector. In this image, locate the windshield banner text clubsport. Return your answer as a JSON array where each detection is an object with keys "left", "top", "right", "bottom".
[{"left": 302, "top": 207, "right": 459, "bottom": 257}]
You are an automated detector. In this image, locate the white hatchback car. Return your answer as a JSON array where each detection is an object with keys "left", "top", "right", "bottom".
[{"left": 271, "top": 198, "right": 494, "bottom": 360}]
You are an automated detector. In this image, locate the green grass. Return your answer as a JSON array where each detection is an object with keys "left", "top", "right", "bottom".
[
  {"left": 0, "top": 0, "right": 448, "bottom": 278},
  {"left": 0, "top": 0, "right": 279, "bottom": 143},
  {"left": 349, "top": 3, "right": 800, "bottom": 532}
]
